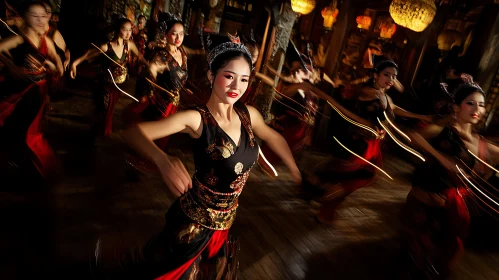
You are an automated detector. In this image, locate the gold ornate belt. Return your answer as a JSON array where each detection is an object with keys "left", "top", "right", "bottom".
[{"left": 180, "top": 177, "right": 242, "bottom": 230}]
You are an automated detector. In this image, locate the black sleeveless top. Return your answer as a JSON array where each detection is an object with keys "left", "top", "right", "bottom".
[
  {"left": 103, "top": 41, "right": 129, "bottom": 84},
  {"left": 180, "top": 102, "right": 259, "bottom": 230},
  {"left": 413, "top": 126, "right": 487, "bottom": 193},
  {"left": 156, "top": 46, "right": 188, "bottom": 94}
]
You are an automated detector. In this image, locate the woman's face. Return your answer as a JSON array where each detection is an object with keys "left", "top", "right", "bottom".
[
  {"left": 166, "top": 23, "right": 184, "bottom": 47},
  {"left": 209, "top": 56, "right": 251, "bottom": 105},
  {"left": 251, "top": 48, "right": 259, "bottom": 65},
  {"left": 374, "top": 67, "right": 397, "bottom": 89},
  {"left": 25, "top": 5, "right": 49, "bottom": 35},
  {"left": 43, "top": 3, "right": 52, "bottom": 26},
  {"left": 138, "top": 17, "right": 146, "bottom": 30},
  {"left": 454, "top": 91, "right": 486, "bottom": 125},
  {"left": 119, "top": 22, "right": 133, "bottom": 40}
]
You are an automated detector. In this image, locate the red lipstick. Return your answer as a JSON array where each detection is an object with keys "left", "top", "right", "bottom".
[
  {"left": 471, "top": 113, "right": 480, "bottom": 119},
  {"left": 227, "top": 92, "right": 238, "bottom": 98}
]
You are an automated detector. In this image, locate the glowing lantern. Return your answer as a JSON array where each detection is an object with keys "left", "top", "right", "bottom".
[
  {"left": 356, "top": 15, "right": 371, "bottom": 30},
  {"left": 380, "top": 22, "right": 397, "bottom": 39},
  {"left": 389, "top": 0, "right": 436, "bottom": 32},
  {"left": 291, "top": 0, "right": 316, "bottom": 16},
  {"left": 321, "top": 5, "right": 339, "bottom": 30}
]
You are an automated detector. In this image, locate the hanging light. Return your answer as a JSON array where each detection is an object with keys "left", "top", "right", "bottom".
[
  {"left": 389, "top": 0, "right": 437, "bottom": 32},
  {"left": 380, "top": 22, "right": 397, "bottom": 39},
  {"left": 321, "top": 1, "right": 339, "bottom": 30},
  {"left": 291, "top": 0, "right": 316, "bottom": 16},
  {"left": 356, "top": 15, "right": 372, "bottom": 30}
]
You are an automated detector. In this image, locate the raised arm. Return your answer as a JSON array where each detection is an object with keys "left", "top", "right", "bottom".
[
  {"left": 266, "top": 65, "right": 297, "bottom": 83},
  {"left": 122, "top": 110, "right": 203, "bottom": 196},
  {"left": 486, "top": 141, "right": 499, "bottom": 167},
  {"left": 128, "top": 40, "right": 149, "bottom": 66},
  {"left": 247, "top": 105, "right": 301, "bottom": 183},
  {"left": 52, "top": 29, "right": 70, "bottom": 70},
  {"left": 406, "top": 129, "right": 458, "bottom": 173},
  {"left": 307, "top": 84, "right": 374, "bottom": 127},
  {"left": 183, "top": 46, "right": 204, "bottom": 56},
  {"left": 386, "top": 94, "right": 432, "bottom": 122},
  {"left": 45, "top": 37, "right": 63, "bottom": 77},
  {"left": 70, "top": 43, "right": 107, "bottom": 79}
]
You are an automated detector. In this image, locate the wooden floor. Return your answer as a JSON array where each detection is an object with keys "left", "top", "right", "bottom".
[{"left": 1, "top": 77, "right": 499, "bottom": 279}]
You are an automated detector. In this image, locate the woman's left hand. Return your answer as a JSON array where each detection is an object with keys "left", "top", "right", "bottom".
[{"left": 290, "top": 167, "right": 302, "bottom": 185}]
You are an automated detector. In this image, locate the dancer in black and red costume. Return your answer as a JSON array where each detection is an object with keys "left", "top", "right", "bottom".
[
  {"left": 0, "top": 0, "right": 63, "bottom": 184},
  {"left": 95, "top": 36, "right": 301, "bottom": 279},
  {"left": 301, "top": 58, "right": 432, "bottom": 225},
  {"left": 70, "top": 17, "right": 147, "bottom": 138},
  {"left": 401, "top": 75, "right": 499, "bottom": 279}
]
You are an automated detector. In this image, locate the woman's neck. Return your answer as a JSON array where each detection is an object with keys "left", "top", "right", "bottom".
[
  {"left": 22, "top": 27, "right": 40, "bottom": 41},
  {"left": 115, "top": 37, "right": 125, "bottom": 46},
  {"left": 452, "top": 120, "right": 474, "bottom": 140},
  {"left": 167, "top": 44, "right": 178, "bottom": 54},
  {"left": 206, "top": 93, "right": 235, "bottom": 122}
]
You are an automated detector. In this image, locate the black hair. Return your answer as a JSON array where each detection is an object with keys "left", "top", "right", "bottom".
[
  {"left": 20, "top": 0, "right": 46, "bottom": 16},
  {"left": 137, "top": 14, "right": 146, "bottom": 21},
  {"left": 112, "top": 17, "right": 132, "bottom": 41},
  {"left": 372, "top": 55, "right": 398, "bottom": 73},
  {"left": 157, "top": 12, "right": 183, "bottom": 35},
  {"left": 453, "top": 84, "right": 484, "bottom": 105},
  {"left": 210, "top": 50, "right": 252, "bottom": 76}
]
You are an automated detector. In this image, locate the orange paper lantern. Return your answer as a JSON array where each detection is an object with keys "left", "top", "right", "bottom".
[
  {"left": 321, "top": 6, "right": 339, "bottom": 30},
  {"left": 356, "top": 15, "right": 371, "bottom": 30},
  {"left": 380, "top": 22, "right": 397, "bottom": 39}
]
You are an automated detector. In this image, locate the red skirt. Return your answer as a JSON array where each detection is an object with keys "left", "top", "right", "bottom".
[
  {"left": 259, "top": 113, "right": 313, "bottom": 166},
  {"left": 401, "top": 186, "right": 470, "bottom": 278},
  {"left": 0, "top": 79, "right": 57, "bottom": 179},
  {"left": 302, "top": 138, "right": 382, "bottom": 221}
]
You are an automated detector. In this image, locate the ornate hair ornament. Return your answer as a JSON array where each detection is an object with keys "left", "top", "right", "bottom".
[
  {"left": 227, "top": 32, "right": 240, "bottom": 44},
  {"left": 250, "top": 29, "right": 255, "bottom": 43},
  {"left": 440, "top": 73, "right": 483, "bottom": 101},
  {"left": 453, "top": 73, "right": 484, "bottom": 94},
  {"left": 306, "top": 43, "right": 314, "bottom": 71},
  {"left": 206, "top": 41, "right": 253, "bottom": 70},
  {"left": 164, "top": 12, "right": 183, "bottom": 23}
]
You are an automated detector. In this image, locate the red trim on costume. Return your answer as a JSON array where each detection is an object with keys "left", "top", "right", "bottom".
[{"left": 154, "top": 230, "right": 229, "bottom": 280}]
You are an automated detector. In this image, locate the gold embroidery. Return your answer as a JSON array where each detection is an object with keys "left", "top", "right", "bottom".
[
  {"left": 218, "top": 140, "right": 234, "bottom": 159},
  {"left": 180, "top": 176, "right": 248, "bottom": 230},
  {"left": 177, "top": 223, "right": 203, "bottom": 244},
  {"left": 234, "top": 162, "right": 243, "bottom": 174},
  {"left": 230, "top": 169, "right": 250, "bottom": 191}
]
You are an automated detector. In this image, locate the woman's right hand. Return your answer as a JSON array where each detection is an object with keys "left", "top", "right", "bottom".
[
  {"left": 156, "top": 154, "right": 192, "bottom": 197},
  {"left": 70, "top": 63, "right": 77, "bottom": 79}
]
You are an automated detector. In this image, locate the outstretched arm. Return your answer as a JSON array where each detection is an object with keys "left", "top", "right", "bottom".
[
  {"left": 128, "top": 40, "right": 149, "bottom": 66},
  {"left": 45, "top": 37, "right": 64, "bottom": 77},
  {"left": 247, "top": 105, "right": 301, "bottom": 183},
  {"left": 70, "top": 43, "right": 107, "bottom": 78},
  {"left": 387, "top": 94, "right": 432, "bottom": 122},
  {"left": 406, "top": 129, "right": 457, "bottom": 173},
  {"left": 122, "top": 110, "right": 203, "bottom": 196},
  {"left": 307, "top": 84, "right": 373, "bottom": 127},
  {"left": 183, "top": 46, "right": 204, "bottom": 56}
]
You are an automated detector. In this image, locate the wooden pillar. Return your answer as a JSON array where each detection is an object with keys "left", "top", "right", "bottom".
[
  {"left": 204, "top": 0, "right": 225, "bottom": 32},
  {"left": 254, "top": 2, "right": 297, "bottom": 121}
]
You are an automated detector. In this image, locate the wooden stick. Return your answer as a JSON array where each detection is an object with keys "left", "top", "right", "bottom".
[
  {"left": 0, "top": 18, "right": 18, "bottom": 36},
  {"left": 145, "top": 77, "right": 175, "bottom": 98},
  {"left": 91, "top": 43, "right": 126, "bottom": 70}
]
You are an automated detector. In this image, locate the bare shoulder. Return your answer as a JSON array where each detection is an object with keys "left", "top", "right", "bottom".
[
  {"left": 245, "top": 105, "right": 264, "bottom": 124},
  {"left": 176, "top": 109, "right": 203, "bottom": 137}
]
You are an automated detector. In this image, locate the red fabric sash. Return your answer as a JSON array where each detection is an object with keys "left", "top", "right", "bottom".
[{"left": 154, "top": 230, "right": 229, "bottom": 280}]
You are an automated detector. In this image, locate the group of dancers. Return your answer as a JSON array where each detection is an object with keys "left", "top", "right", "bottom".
[{"left": 0, "top": 1, "right": 498, "bottom": 279}]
